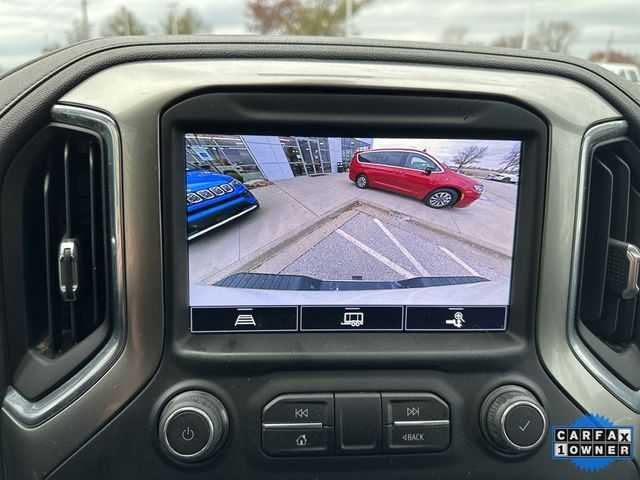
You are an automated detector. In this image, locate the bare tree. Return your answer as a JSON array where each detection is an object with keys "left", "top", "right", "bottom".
[
  {"left": 248, "top": 0, "right": 374, "bottom": 36},
  {"left": 491, "top": 20, "right": 578, "bottom": 54},
  {"left": 101, "top": 6, "right": 147, "bottom": 36},
  {"left": 491, "top": 33, "right": 524, "bottom": 49},
  {"left": 67, "top": 18, "right": 91, "bottom": 44},
  {"left": 589, "top": 50, "right": 640, "bottom": 66},
  {"left": 451, "top": 145, "right": 488, "bottom": 171},
  {"left": 499, "top": 144, "right": 521, "bottom": 173},
  {"left": 442, "top": 25, "right": 468, "bottom": 45},
  {"left": 161, "top": 5, "right": 206, "bottom": 34},
  {"left": 532, "top": 20, "right": 578, "bottom": 53},
  {"left": 248, "top": 0, "right": 296, "bottom": 34},
  {"left": 42, "top": 41, "right": 63, "bottom": 54}
]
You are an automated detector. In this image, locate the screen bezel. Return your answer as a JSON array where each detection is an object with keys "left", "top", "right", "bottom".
[{"left": 161, "top": 88, "right": 548, "bottom": 367}]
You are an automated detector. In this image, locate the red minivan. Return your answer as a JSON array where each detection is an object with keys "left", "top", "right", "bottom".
[{"left": 348, "top": 148, "right": 484, "bottom": 208}]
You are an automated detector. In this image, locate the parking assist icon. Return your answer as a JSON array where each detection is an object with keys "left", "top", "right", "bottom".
[{"left": 445, "top": 311, "right": 465, "bottom": 328}]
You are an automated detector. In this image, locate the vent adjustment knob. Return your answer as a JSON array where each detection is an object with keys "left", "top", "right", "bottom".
[
  {"left": 158, "top": 390, "right": 229, "bottom": 463},
  {"left": 481, "top": 385, "right": 547, "bottom": 454}
]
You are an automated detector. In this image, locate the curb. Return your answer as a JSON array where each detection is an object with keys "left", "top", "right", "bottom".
[
  {"left": 356, "top": 200, "right": 512, "bottom": 258},
  {"left": 203, "top": 200, "right": 360, "bottom": 285}
]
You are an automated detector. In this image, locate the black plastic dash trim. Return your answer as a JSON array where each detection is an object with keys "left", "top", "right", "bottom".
[{"left": 215, "top": 272, "right": 487, "bottom": 291}]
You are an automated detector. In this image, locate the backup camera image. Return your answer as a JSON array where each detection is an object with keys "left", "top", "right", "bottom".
[{"left": 186, "top": 134, "right": 521, "bottom": 332}]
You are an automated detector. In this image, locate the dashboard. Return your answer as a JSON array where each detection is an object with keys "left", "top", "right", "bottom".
[{"left": 0, "top": 37, "right": 639, "bottom": 479}]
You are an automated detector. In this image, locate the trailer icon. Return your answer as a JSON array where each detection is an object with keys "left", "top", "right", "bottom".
[{"left": 341, "top": 311, "right": 365, "bottom": 327}]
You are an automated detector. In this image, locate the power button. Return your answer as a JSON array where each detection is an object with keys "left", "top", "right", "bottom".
[
  {"left": 165, "top": 409, "right": 212, "bottom": 456},
  {"left": 158, "top": 391, "right": 229, "bottom": 463},
  {"left": 182, "top": 426, "right": 195, "bottom": 441}
]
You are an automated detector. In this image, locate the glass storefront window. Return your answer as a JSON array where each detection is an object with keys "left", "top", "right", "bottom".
[
  {"left": 187, "top": 134, "right": 372, "bottom": 181},
  {"left": 297, "top": 138, "right": 319, "bottom": 174},
  {"left": 341, "top": 138, "right": 372, "bottom": 166},
  {"left": 279, "top": 136, "right": 308, "bottom": 176},
  {"left": 185, "top": 134, "right": 265, "bottom": 182}
]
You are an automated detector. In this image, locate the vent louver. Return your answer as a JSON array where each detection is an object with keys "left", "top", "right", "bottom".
[
  {"left": 577, "top": 137, "right": 640, "bottom": 391},
  {"left": 580, "top": 139, "right": 640, "bottom": 343},
  {"left": 2, "top": 106, "right": 125, "bottom": 424},
  {"left": 2, "top": 123, "right": 113, "bottom": 402},
  {"left": 37, "top": 132, "right": 108, "bottom": 356}
]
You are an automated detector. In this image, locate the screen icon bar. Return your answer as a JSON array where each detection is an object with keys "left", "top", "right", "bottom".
[{"left": 190, "top": 305, "right": 508, "bottom": 333}]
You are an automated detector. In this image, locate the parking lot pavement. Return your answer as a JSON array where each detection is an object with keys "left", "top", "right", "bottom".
[
  {"left": 279, "top": 210, "right": 510, "bottom": 282},
  {"left": 189, "top": 172, "right": 517, "bottom": 285}
]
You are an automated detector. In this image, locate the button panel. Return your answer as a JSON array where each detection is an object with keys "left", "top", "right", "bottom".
[
  {"left": 261, "top": 392, "right": 450, "bottom": 457},
  {"left": 190, "top": 305, "right": 508, "bottom": 333}
]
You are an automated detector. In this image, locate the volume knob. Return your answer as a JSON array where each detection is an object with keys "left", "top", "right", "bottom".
[
  {"left": 158, "top": 390, "right": 229, "bottom": 463},
  {"left": 481, "top": 385, "right": 547, "bottom": 454}
]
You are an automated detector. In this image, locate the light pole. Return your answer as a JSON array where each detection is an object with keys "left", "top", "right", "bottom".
[
  {"left": 345, "top": 0, "right": 353, "bottom": 37},
  {"left": 605, "top": 31, "right": 614, "bottom": 62},
  {"left": 80, "top": 0, "right": 90, "bottom": 40},
  {"left": 521, "top": 0, "right": 531, "bottom": 50}
]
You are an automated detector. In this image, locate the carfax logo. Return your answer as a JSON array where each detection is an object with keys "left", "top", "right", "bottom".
[{"left": 552, "top": 414, "right": 634, "bottom": 472}]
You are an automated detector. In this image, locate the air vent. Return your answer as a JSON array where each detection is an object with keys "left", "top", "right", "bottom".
[
  {"left": 577, "top": 137, "right": 640, "bottom": 389},
  {"left": 38, "top": 132, "right": 107, "bottom": 355},
  {"left": 2, "top": 124, "right": 111, "bottom": 401},
  {"left": 580, "top": 139, "right": 640, "bottom": 342}
]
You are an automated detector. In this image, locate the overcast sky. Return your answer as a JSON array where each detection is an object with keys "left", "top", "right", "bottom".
[
  {"left": 372, "top": 138, "right": 520, "bottom": 170},
  {"left": 1, "top": 0, "right": 639, "bottom": 70}
]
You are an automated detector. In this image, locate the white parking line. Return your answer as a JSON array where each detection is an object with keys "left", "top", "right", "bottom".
[
  {"left": 336, "top": 229, "right": 414, "bottom": 279},
  {"left": 373, "top": 218, "right": 430, "bottom": 277},
  {"left": 439, "top": 246, "right": 481, "bottom": 277}
]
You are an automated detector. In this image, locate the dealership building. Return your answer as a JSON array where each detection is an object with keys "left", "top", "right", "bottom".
[{"left": 185, "top": 134, "right": 373, "bottom": 182}]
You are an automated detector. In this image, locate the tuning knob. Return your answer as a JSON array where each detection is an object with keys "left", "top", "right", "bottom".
[
  {"left": 158, "top": 390, "right": 229, "bottom": 463},
  {"left": 481, "top": 385, "right": 547, "bottom": 454}
]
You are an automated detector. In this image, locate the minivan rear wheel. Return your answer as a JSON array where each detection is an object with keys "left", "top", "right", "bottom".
[
  {"left": 355, "top": 174, "right": 369, "bottom": 189},
  {"left": 425, "top": 188, "right": 458, "bottom": 208}
]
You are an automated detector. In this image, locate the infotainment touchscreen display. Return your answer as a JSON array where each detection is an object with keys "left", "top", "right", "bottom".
[{"left": 186, "top": 135, "right": 521, "bottom": 333}]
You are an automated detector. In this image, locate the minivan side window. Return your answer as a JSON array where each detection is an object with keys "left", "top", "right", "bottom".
[
  {"left": 358, "top": 152, "right": 379, "bottom": 163},
  {"left": 377, "top": 151, "right": 407, "bottom": 167},
  {"left": 406, "top": 154, "right": 439, "bottom": 171}
]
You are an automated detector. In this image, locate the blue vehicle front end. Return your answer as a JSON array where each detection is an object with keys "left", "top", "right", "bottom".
[{"left": 186, "top": 165, "right": 259, "bottom": 240}]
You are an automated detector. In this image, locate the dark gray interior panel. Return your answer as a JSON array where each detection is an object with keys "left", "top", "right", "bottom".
[{"left": 0, "top": 37, "right": 639, "bottom": 479}]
